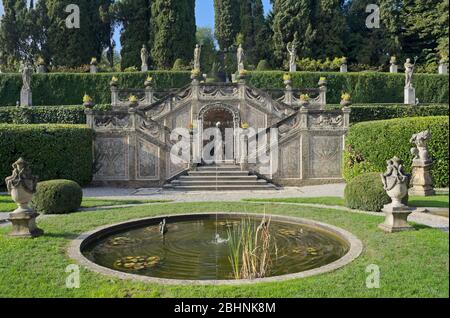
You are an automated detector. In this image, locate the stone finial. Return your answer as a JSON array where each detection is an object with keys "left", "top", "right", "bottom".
[
  {"left": 5, "top": 158, "right": 43, "bottom": 238},
  {"left": 410, "top": 130, "right": 435, "bottom": 196},
  {"left": 379, "top": 157, "right": 414, "bottom": 233}
]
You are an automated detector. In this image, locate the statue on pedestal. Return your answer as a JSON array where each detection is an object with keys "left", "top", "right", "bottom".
[
  {"left": 287, "top": 42, "right": 297, "bottom": 72},
  {"left": 410, "top": 130, "right": 435, "bottom": 196},
  {"left": 5, "top": 158, "right": 43, "bottom": 238},
  {"left": 141, "top": 45, "right": 149, "bottom": 71},
  {"left": 20, "top": 62, "right": 33, "bottom": 106},
  {"left": 404, "top": 58, "right": 415, "bottom": 88},
  {"left": 237, "top": 44, "right": 245, "bottom": 72},
  {"left": 193, "top": 44, "right": 201, "bottom": 71}
]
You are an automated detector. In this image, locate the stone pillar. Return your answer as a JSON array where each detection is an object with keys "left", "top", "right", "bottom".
[
  {"left": 390, "top": 64, "right": 398, "bottom": 73},
  {"left": 340, "top": 64, "right": 348, "bottom": 73},
  {"left": 409, "top": 130, "right": 435, "bottom": 196},
  {"left": 84, "top": 109, "right": 94, "bottom": 129},
  {"left": 299, "top": 106, "right": 309, "bottom": 129},
  {"left": 145, "top": 86, "right": 154, "bottom": 104},
  {"left": 5, "top": 158, "right": 43, "bottom": 238},
  {"left": 110, "top": 85, "right": 119, "bottom": 107},
  {"left": 342, "top": 107, "right": 351, "bottom": 129},
  {"left": 20, "top": 87, "right": 32, "bottom": 107},
  {"left": 284, "top": 80, "right": 293, "bottom": 106},
  {"left": 404, "top": 86, "right": 416, "bottom": 105},
  {"left": 240, "top": 133, "right": 249, "bottom": 171},
  {"left": 438, "top": 60, "right": 448, "bottom": 75},
  {"left": 318, "top": 79, "right": 327, "bottom": 108}
]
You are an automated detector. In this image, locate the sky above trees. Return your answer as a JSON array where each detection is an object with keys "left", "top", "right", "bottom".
[{"left": 0, "top": 1, "right": 273, "bottom": 27}]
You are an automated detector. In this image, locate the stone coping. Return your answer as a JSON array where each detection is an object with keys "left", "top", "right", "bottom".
[{"left": 68, "top": 212, "right": 363, "bottom": 286}]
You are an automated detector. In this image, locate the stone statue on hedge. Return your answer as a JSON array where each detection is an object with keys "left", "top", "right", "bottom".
[
  {"left": 409, "top": 130, "right": 435, "bottom": 196},
  {"left": 193, "top": 44, "right": 201, "bottom": 71},
  {"left": 287, "top": 42, "right": 297, "bottom": 72},
  {"left": 379, "top": 156, "right": 414, "bottom": 233},
  {"left": 20, "top": 62, "right": 33, "bottom": 107},
  {"left": 5, "top": 158, "right": 43, "bottom": 238},
  {"left": 141, "top": 45, "right": 149, "bottom": 72},
  {"left": 404, "top": 57, "right": 417, "bottom": 105},
  {"left": 237, "top": 44, "right": 245, "bottom": 72}
]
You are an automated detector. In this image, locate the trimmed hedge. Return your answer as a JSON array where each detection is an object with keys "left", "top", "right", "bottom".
[
  {"left": 31, "top": 180, "right": 83, "bottom": 214},
  {"left": 248, "top": 71, "right": 449, "bottom": 104},
  {"left": 327, "top": 104, "right": 449, "bottom": 123},
  {"left": 344, "top": 116, "right": 449, "bottom": 188},
  {"left": 344, "top": 172, "right": 391, "bottom": 212},
  {"left": 0, "top": 105, "right": 111, "bottom": 124},
  {"left": 1, "top": 71, "right": 447, "bottom": 106},
  {"left": 0, "top": 124, "right": 93, "bottom": 188},
  {"left": 0, "top": 71, "right": 191, "bottom": 106}
]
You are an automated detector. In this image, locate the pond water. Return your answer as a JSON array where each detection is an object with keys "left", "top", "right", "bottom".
[{"left": 83, "top": 215, "right": 350, "bottom": 280}]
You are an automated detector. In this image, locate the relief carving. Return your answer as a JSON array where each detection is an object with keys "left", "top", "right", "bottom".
[{"left": 94, "top": 138, "right": 129, "bottom": 180}]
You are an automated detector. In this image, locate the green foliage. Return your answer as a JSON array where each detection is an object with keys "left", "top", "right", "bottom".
[
  {"left": 256, "top": 60, "right": 272, "bottom": 71},
  {"left": 0, "top": 71, "right": 191, "bottom": 106},
  {"left": 31, "top": 180, "right": 83, "bottom": 214},
  {"left": 247, "top": 71, "right": 449, "bottom": 104},
  {"left": 151, "top": 0, "right": 196, "bottom": 69},
  {"left": 196, "top": 27, "right": 219, "bottom": 74},
  {"left": 326, "top": 104, "right": 449, "bottom": 123},
  {"left": 344, "top": 172, "right": 391, "bottom": 212},
  {"left": 214, "top": 0, "right": 240, "bottom": 50},
  {"left": 115, "top": 0, "right": 152, "bottom": 70},
  {"left": 0, "top": 124, "right": 93, "bottom": 187},
  {"left": 0, "top": 105, "right": 111, "bottom": 124},
  {"left": 172, "top": 59, "right": 189, "bottom": 71},
  {"left": 344, "top": 116, "right": 449, "bottom": 187}
]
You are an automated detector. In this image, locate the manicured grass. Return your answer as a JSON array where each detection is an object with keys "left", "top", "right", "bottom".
[
  {"left": 0, "top": 202, "right": 448, "bottom": 298},
  {"left": 0, "top": 195, "right": 170, "bottom": 212},
  {"left": 244, "top": 195, "right": 449, "bottom": 209}
]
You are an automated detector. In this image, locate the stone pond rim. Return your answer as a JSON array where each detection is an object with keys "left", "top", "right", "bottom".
[{"left": 68, "top": 212, "right": 363, "bottom": 286}]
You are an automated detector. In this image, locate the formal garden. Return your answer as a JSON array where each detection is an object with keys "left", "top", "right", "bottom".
[{"left": 0, "top": 0, "right": 449, "bottom": 300}]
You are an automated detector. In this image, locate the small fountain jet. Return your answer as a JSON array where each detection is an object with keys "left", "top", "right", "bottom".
[{"left": 159, "top": 219, "right": 168, "bottom": 236}]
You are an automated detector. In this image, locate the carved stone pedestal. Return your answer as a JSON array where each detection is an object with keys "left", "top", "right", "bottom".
[
  {"left": 340, "top": 64, "right": 348, "bottom": 73},
  {"left": 438, "top": 63, "right": 448, "bottom": 75},
  {"left": 390, "top": 64, "right": 398, "bottom": 73},
  {"left": 404, "top": 86, "right": 416, "bottom": 105},
  {"left": 141, "top": 65, "right": 148, "bottom": 72},
  {"left": 409, "top": 160, "right": 435, "bottom": 196},
  {"left": 90, "top": 65, "right": 97, "bottom": 74},
  {"left": 8, "top": 212, "right": 44, "bottom": 238},
  {"left": 20, "top": 88, "right": 32, "bottom": 107},
  {"left": 379, "top": 205, "right": 415, "bottom": 233}
]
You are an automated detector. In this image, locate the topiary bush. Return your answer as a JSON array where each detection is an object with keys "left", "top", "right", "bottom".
[
  {"left": 256, "top": 60, "right": 271, "bottom": 71},
  {"left": 344, "top": 116, "right": 449, "bottom": 188},
  {"left": 31, "top": 180, "right": 83, "bottom": 214},
  {"left": 0, "top": 124, "right": 93, "bottom": 188},
  {"left": 344, "top": 172, "right": 391, "bottom": 212}
]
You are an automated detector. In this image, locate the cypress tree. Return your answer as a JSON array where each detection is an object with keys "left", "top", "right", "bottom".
[
  {"left": 214, "top": 0, "right": 240, "bottom": 51},
  {"left": 44, "top": 0, "right": 109, "bottom": 67},
  {"left": 151, "top": 0, "right": 196, "bottom": 69},
  {"left": 272, "top": 0, "right": 316, "bottom": 67},
  {"left": 116, "top": 0, "right": 151, "bottom": 70},
  {"left": 0, "top": 0, "right": 33, "bottom": 65}
]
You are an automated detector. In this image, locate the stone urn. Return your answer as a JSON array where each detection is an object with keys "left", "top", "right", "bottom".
[
  {"left": 379, "top": 156, "right": 414, "bottom": 233},
  {"left": 5, "top": 158, "right": 43, "bottom": 238}
]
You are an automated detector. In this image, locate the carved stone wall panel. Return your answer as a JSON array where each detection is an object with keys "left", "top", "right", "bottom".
[
  {"left": 171, "top": 106, "right": 191, "bottom": 130},
  {"left": 137, "top": 138, "right": 160, "bottom": 180},
  {"left": 94, "top": 137, "right": 129, "bottom": 180},
  {"left": 309, "top": 136, "right": 342, "bottom": 178},
  {"left": 241, "top": 104, "right": 266, "bottom": 129},
  {"left": 278, "top": 137, "right": 301, "bottom": 178}
]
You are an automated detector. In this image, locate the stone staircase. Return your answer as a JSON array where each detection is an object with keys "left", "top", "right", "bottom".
[{"left": 164, "top": 164, "right": 277, "bottom": 191}]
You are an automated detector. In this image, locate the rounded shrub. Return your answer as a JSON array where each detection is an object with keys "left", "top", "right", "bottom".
[
  {"left": 31, "top": 180, "right": 83, "bottom": 214},
  {"left": 256, "top": 60, "right": 271, "bottom": 71},
  {"left": 344, "top": 172, "right": 390, "bottom": 212}
]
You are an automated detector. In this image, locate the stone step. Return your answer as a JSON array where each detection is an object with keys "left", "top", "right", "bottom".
[
  {"left": 166, "top": 184, "right": 276, "bottom": 191},
  {"left": 196, "top": 166, "right": 242, "bottom": 172},
  {"left": 171, "top": 180, "right": 268, "bottom": 186},
  {"left": 179, "top": 175, "right": 258, "bottom": 181},
  {"left": 189, "top": 171, "right": 250, "bottom": 176}
]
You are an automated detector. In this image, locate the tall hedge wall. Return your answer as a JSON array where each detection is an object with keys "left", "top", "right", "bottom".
[
  {"left": 0, "top": 124, "right": 93, "bottom": 188},
  {"left": 0, "top": 71, "right": 191, "bottom": 106},
  {"left": 248, "top": 72, "right": 449, "bottom": 104},
  {"left": 0, "top": 71, "right": 447, "bottom": 106},
  {"left": 344, "top": 116, "right": 449, "bottom": 188}
]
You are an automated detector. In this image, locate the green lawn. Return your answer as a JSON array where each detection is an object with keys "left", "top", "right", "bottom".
[
  {"left": 0, "top": 195, "right": 170, "bottom": 212},
  {"left": 0, "top": 202, "right": 448, "bottom": 298},
  {"left": 244, "top": 195, "right": 449, "bottom": 209}
]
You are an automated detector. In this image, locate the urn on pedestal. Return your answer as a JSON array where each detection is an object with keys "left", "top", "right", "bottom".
[
  {"left": 5, "top": 158, "right": 43, "bottom": 238},
  {"left": 379, "top": 157, "right": 414, "bottom": 233}
]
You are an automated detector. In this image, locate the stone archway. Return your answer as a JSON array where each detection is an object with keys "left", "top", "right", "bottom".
[{"left": 197, "top": 103, "right": 241, "bottom": 164}]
